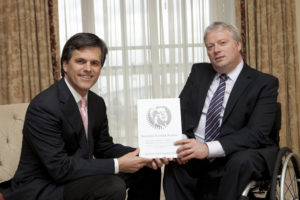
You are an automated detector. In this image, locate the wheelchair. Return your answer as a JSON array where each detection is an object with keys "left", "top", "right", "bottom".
[
  {"left": 241, "top": 103, "right": 300, "bottom": 200},
  {"left": 241, "top": 147, "right": 300, "bottom": 200}
]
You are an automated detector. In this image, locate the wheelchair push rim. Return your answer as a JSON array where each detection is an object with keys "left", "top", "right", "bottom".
[{"left": 271, "top": 147, "right": 300, "bottom": 200}]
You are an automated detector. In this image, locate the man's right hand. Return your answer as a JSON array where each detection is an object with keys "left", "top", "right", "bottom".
[{"left": 118, "top": 148, "right": 152, "bottom": 173}]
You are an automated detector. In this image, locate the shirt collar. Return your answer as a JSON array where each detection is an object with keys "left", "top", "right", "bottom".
[
  {"left": 226, "top": 60, "right": 244, "bottom": 82},
  {"left": 215, "top": 60, "right": 244, "bottom": 82},
  {"left": 64, "top": 78, "right": 88, "bottom": 104}
]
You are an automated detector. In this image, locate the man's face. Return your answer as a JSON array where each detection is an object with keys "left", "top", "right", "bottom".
[
  {"left": 63, "top": 46, "right": 102, "bottom": 97},
  {"left": 205, "top": 29, "right": 242, "bottom": 74},
  {"left": 157, "top": 107, "right": 168, "bottom": 121}
]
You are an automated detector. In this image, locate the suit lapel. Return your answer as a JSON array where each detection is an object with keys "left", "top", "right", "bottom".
[
  {"left": 57, "top": 80, "right": 86, "bottom": 141},
  {"left": 195, "top": 65, "right": 216, "bottom": 117},
  {"left": 222, "top": 64, "right": 254, "bottom": 124}
]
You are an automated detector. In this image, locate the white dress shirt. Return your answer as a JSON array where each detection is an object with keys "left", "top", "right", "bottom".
[{"left": 193, "top": 60, "right": 244, "bottom": 158}]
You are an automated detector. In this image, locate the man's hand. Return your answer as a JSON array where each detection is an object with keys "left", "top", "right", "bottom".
[
  {"left": 146, "top": 157, "right": 173, "bottom": 170},
  {"left": 175, "top": 138, "right": 209, "bottom": 163},
  {"left": 118, "top": 148, "right": 152, "bottom": 173}
]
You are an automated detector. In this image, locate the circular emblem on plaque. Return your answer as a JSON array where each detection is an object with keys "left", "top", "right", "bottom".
[{"left": 147, "top": 105, "right": 171, "bottom": 129}]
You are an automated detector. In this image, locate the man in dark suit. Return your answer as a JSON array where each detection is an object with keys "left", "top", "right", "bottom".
[
  {"left": 163, "top": 21, "right": 279, "bottom": 200},
  {"left": 0, "top": 33, "right": 162, "bottom": 200}
]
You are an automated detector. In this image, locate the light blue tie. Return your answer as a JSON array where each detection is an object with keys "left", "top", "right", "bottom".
[{"left": 205, "top": 74, "right": 228, "bottom": 142}]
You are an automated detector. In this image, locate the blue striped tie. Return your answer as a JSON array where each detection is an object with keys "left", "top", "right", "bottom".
[{"left": 205, "top": 74, "right": 228, "bottom": 142}]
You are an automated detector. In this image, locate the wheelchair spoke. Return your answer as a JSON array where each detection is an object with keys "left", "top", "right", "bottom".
[
  {"left": 280, "top": 157, "right": 299, "bottom": 200},
  {"left": 284, "top": 164, "right": 297, "bottom": 198},
  {"left": 273, "top": 153, "right": 300, "bottom": 200}
]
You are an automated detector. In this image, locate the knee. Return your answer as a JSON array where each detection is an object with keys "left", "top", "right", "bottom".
[
  {"left": 225, "top": 151, "right": 258, "bottom": 175},
  {"left": 110, "top": 177, "right": 126, "bottom": 196},
  {"left": 93, "top": 176, "right": 126, "bottom": 200},
  {"left": 163, "top": 162, "right": 195, "bottom": 185}
]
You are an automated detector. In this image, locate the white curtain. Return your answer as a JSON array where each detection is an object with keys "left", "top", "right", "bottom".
[{"left": 58, "top": 0, "right": 236, "bottom": 146}]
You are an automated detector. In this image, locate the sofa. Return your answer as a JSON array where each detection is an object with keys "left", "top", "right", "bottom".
[{"left": 0, "top": 103, "right": 29, "bottom": 183}]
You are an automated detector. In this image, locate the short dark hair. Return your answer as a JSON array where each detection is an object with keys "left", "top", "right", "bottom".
[{"left": 60, "top": 33, "right": 108, "bottom": 77}]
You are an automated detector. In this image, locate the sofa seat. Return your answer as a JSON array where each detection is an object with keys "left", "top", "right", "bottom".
[{"left": 0, "top": 103, "right": 28, "bottom": 183}]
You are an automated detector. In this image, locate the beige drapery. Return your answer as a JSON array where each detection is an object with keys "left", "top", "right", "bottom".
[
  {"left": 236, "top": 0, "right": 300, "bottom": 155},
  {"left": 0, "top": 0, "right": 60, "bottom": 105}
]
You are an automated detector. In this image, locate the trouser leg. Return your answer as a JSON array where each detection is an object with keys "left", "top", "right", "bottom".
[
  {"left": 64, "top": 175, "right": 126, "bottom": 200},
  {"left": 119, "top": 167, "right": 161, "bottom": 200},
  {"left": 217, "top": 150, "right": 266, "bottom": 200},
  {"left": 196, "top": 177, "right": 221, "bottom": 200},
  {"left": 163, "top": 162, "right": 198, "bottom": 200},
  {"left": 64, "top": 167, "right": 160, "bottom": 200}
]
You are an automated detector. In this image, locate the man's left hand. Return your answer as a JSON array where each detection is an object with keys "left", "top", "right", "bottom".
[{"left": 175, "top": 138, "right": 209, "bottom": 161}]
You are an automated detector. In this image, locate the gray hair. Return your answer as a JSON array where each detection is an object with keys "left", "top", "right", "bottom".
[{"left": 203, "top": 21, "right": 242, "bottom": 48}]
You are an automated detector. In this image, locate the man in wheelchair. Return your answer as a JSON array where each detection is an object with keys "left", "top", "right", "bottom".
[{"left": 163, "top": 21, "right": 279, "bottom": 200}]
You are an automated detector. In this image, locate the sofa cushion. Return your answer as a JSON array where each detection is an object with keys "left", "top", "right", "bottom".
[{"left": 0, "top": 103, "right": 28, "bottom": 183}]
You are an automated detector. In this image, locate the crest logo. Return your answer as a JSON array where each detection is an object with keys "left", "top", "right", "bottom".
[{"left": 147, "top": 105, "right": 171, "bottom": 129}]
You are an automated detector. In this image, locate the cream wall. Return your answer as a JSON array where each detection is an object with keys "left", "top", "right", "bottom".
[{"left": 297, "top": 1, "right": 300, "bottom": 67}]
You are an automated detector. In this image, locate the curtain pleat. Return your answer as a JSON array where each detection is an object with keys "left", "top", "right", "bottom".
[{"left": 0, "top": 0, "right": 60, "bottom": 104}]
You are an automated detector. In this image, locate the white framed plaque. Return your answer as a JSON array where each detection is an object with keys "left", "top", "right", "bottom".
[{"left": 137, "top": 98, "right": 182, "bottom": 158}]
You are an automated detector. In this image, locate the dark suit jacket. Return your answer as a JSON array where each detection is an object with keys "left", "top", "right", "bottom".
[
  {"left": 1, "top": 79, "right": 133, "bottom": 200},
  {"left": 180, "top": 62, "right": 279, "bottom": 174}
]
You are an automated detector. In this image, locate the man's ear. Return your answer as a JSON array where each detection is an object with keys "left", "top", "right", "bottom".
[
  {"left": 62, "top": 61, "right": 68, "bottom": 73},
  {"left": 237, "top": 40, "right": 242, "bottom": 52}
]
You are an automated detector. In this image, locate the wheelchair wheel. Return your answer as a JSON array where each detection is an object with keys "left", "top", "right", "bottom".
[{"left": 270, "top": 147, "right": 300, "bottom": 200}]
